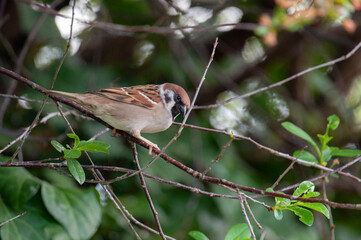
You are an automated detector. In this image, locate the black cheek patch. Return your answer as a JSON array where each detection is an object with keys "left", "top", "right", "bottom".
[
  {"left": 171, "top": 106, "right": 179, "bottom": 119},
  {"left": 164, "top": 93, "right": 171, "bottom": 104}
]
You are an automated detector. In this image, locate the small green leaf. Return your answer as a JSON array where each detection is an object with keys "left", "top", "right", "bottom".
[
  {"left": 320, "top": 147, "right": 333, "bottom": 162},
  {"left": 51, "top": 140, "right": 65, "bottom": 152},
  {"left": 66, "top": 158, "right": 85, "bottom": 185},
  {"left": 327, "top": 115, "right": 340, "bottom": 130},
  {"left": 78, "top": 140, "right": 110, "bottom": 148},
  {"left": 266, "top": 188, "right": 274, "bottom": 192},
  {"left": 225, "top": 223, "right": 251, "bottom": 240},
  {"left": 293, "top": 150, "right": 318, "bottom": 163},
  {"left": 302, "top": 191, "right": 320, "bottom": 198},
  {"left": 297, "top": 202, "right": 330, "bottom": 219},
  {"left": 63, "top": 149, "right": 81, "bottom": 159},
  {"left": 281, "top": 122, "right": 317, "bottom": 148},
  {"left": 188, "top": 231, "right": 210, "bottom": 240},
  {"left": 276, "top": 196, "right": 291, "bottom": 206},
  {"left": 77, "top": 140, "right": 110, "bottom": 153},
  {"left": 331, "top": 149, "right": 361, "bottom": 157},
  {"left": 274, "top": 209, "right": 283, "bottom": 220},
  {"left": 317, "top": 134, "right": 333, "bottom": 146},
  {"left": 287, "top": 206, "right": 314, "bottom": 226},
  {"left": 293, "top": 181, "right": 314, "bottom": 197},
  {"left": 67, "top": 133, "right": 80, "bottom": 148}
]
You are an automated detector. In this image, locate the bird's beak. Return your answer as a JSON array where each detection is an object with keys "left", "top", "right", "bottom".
[{"left": 178, "top": 105, "right": 187, "bottom": 116}]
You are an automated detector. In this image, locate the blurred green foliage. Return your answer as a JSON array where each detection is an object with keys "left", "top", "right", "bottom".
[{"left": 1, "top": 0, "right": 361, "bottom": 239}]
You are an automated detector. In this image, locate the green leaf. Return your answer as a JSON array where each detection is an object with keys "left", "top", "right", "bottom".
[
  {"left": 281, "top": 122, "right": 317, "bottom": 148},
  {"left": 50, "top": 140, "right": 65, "bottom": 152},
  {"left": 331, "top": 149, "right": 361, "bottom": 157},
  {"left": 293, "top": 150, "right": 318, "bottom": 163},
  {"left": 0, "top": 167, "right": 40, "bottom": 210},
  {"left": 66, "top": 158, "right": 85, "bottom": 185},
  {"left": 77, "top": 140, "right": 110, "bottom": 153},
  {"left": 297, "top": 202, "right": 330, "bottom": 219},
  {"left": 276, "top": 196, "right": 291, "bottom": 206},
  {"left": 77, "top": 144, "right": 109, "bottom": 153},
  {"left": 67, "top": 133, "right": 80, "bottom": 148},
  {"left": 287, "top": 206, "right": 313, "bottom": 226},
  {"left": 327, "top": 115, "right": 340, "bottom": 130},
  {"left": 188, "top": 231, "right": 210, "bottom": 240},
  {"left": 302, "top": 191, "right": 320, "bottom": 198},
  {"left": 0, "top": 198, "right": 48, "bottom": 240},
  {"left": 274, "top": 208, "right": 283, "bottom": 220},
  {"left": 225, "top": 223, "right": 251, "bottom": 240},
  {"left": 320, "top": 147, "right": 333, "bottom": 162},
  {"left": 41, "top": 183, "right": 101, "bottom": 239},
  {"left": 78, "top": 140, "right": 110, "bottom": 149},
  {"left": 317, "top": 134, "right": 333, "bottom": 146},
  {"left": 63, "top": 149, "right": 81, "bottom": 159},
  {"left": 293, "top": 181, "right": 314, "bottom": 197},
  {"left": 287, "top": 206, "right": 314, "bottom": 226}
]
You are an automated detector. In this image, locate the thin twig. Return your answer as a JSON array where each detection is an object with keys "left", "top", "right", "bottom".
[
  {"left": 173, "top": 122, "right": 361, "bottom": 180},
  {"left": 277, "top": 156, "right": 361, "bottom": 193},
  {"left": 102, "top": 184, "right": 142, "bottom": 239},
  {"left": 221, "top": 184, "right": 272, "bottom": 211},
  {"left": 194, "top": 41, "right": 361, "bottom": 109},
  {"left": 0, "top": 212, "right": 26, "bottom": 227},
  {"left": 202, "top": 135, "right": 234, "bottom": 175},
  {"left": 260, "top": 230, "right": 267, "bottom": 240},
  {"left": 0, "top": 93, "right": 57, "bottom": 105},
  {"left": 88, "top": 128, "right": 110, "bottom": 140},
  {"left": 238, "top": 190, "right": 256, "bottom": 240},
  {"left": 0, "top": 110, "right": 77, "bottom": 154},
  {"left": 0, "top": 32, "right": 18, "bottom": 66},
  {"left": 55, "top": 103, "right": 75, "bottom": 133},
  {"left": 271, "top": 149, "right": 305, "bottom": 189},
  {"left": 131, "top": 143, "right": 166, "bottom": 240},
  {"left": 107, "top": 184, "right": 175, "bottom": 240},
  {"left": 322, "top": 173, "right": 335, "bottom": 240},
  {"left": 0, "top": 126, "right": 28, "bottom": 154},
  {"left": 243, "top": 196, "right": 263, "bottom": 230}
]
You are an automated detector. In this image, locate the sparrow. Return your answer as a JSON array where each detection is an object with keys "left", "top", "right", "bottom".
[{"left": 47, "top": 83, "right": 191, "bottom": 154}]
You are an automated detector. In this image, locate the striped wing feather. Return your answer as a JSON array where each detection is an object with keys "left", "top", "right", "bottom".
[{"left": 92, "top": 84, "right": 162, "bottom": 109}]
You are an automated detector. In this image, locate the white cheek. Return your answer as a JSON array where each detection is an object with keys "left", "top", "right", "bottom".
[{"left": 161, "top": 89, "right": 176, "bottom": 112}]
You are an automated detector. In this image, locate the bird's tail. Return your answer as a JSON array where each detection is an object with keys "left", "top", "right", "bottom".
[{"left": 46, "top": 90, "right": 85, "bottom": 104}]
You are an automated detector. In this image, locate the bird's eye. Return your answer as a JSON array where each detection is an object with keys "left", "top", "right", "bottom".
[{"left": 176, "top": 95, "right": 181, "bottom": 102}]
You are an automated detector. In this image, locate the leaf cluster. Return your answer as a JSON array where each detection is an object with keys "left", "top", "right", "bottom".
[
  {"left": 282, "top": 115, "right": 361, "bottom": 167},
  {"left": 51, "top": 133, "right": 110, "bottom": 184},
  {"left": 268, "top": 181, "right": 329, "bottom": 226}
]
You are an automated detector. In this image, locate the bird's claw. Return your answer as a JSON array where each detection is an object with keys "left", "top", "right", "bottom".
[
  {"left": 148, "top": 143, "right": 159, "bottom": 156},
  {"left": 112, "top": 128, "right": 120, "bottom": 137}
]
